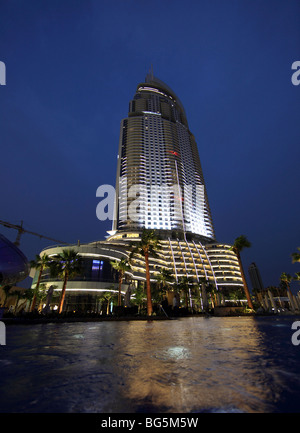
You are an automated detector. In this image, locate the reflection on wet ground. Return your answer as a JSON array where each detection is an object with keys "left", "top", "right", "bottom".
[{"left": 1, "top": 316, "right": 300, "bottom": 413}]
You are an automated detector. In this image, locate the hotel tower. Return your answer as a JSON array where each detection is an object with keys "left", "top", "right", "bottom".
[
  {"left": 31, "top": 73, "right": 244, "bottom": 312},
  {"left": 112, "top": 72, "right": 214, "bottom": 240}
]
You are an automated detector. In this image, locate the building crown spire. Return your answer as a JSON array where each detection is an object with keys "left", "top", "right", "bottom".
[{"left": 145, "top": 65, "right": 154, "bottom": 83}]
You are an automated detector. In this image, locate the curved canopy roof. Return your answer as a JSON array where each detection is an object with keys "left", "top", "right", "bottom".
[{"left": 0, "top": 234, "right": 29, "bottom": 286}]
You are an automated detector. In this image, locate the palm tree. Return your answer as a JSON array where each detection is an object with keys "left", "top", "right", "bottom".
[
  {"left": 132, "top": 284, "right": 146, "bottom": 314},
  {"left": 100, "top": 290, "right": 116, "bottom": 315},
  {"left": 34, "top": 283, "right": 49, "bottom": 311},
  {"left": 29, "top": 254, "right": 51, "bottom": 312},
  {"left": 8, "top": 289, "right": 26, "bottom": 314},
  {"left": 206, "top": 281, "right": 217, "bottom": 308},
  {"left": 294, "top": 272, "right": 300, "bottom": 282},
  {"left": 280, "top": 272, "right": 293, "bottom": 297},
  {"left": 230, "top": 235, "right": 254, "bottom": 310},
  {"left": 17, "top": 289, "right": 35, "bottom": 313},
  {"left": 1, "top": 285, "right": 13, "bottom": 307},
  {"left": 176, "top": 276, "right": 194, "bottom": 309},
  {"left": 229, "top": 287, "right": 247, "bottom": 306},
  {"left": 155, "top": 267, "right": 174, "bottom": 300},
  {"left": 198, "top": 277, "right": 209, "bottom": 310},
  {"left": 50, "top": 249, "right": 82, "bottom": 314},
  {"left": 292, "top": 248, "right": 300, "bottom": 264},
  {"left": 110, "top": 258, "right": 131, "bottom": 307},
  {"left": 130, "top": 228, "right": 162, "bottom": 316}
]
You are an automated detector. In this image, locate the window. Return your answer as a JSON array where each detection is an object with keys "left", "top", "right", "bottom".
[
  {"left": 92, "top": 260, "right": 100, "bottom": 271},
  {"left": 92, "top": 259, "right": 103, "bottom": 271}
]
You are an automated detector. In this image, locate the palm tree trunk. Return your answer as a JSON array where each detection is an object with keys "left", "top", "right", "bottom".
[
  {"left": 30, "top": 267, "right": 43, "bottom": 312},
  {"left": 58, "top": 272, "right": 68, "bottom": 314},
  {"left": 237, "top": 252, "right": 254, "bottom": 310},
  {"left": 276, "top": 288, "right": 283, "bottom": 308},
  {"left": 15, "top": 295, "right": 21, "bottom": 314},
  {"left": 18, "top": 299, "right": 27, "bottom": 312},
  {"left": 3, "top": 294, "right": 8, "bottom": 308},
  {"left": 285, "top": 282, "right": 293, "bottom": 298},
  {"left": 144, "top": 251, "right": 152, "bottom": 316},
  {"left": 30, "top": 294, "right": 37, "bottom": 312}
]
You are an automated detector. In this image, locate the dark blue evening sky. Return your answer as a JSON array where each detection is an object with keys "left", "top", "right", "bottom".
[{"left": 1, "top": 0, "right": 299, "bottom": 290}]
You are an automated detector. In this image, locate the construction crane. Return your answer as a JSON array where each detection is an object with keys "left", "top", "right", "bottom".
[{"left": 0, "top": 219, "right": 68, "bottom": 247}]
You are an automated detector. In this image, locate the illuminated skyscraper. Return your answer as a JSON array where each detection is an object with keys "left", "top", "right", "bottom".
[
  {"left": 32, "top": 73, "right": 245, "bottom": 311},
  {"left": 113, "top": 72, "right": 215, "bottom": 241}
]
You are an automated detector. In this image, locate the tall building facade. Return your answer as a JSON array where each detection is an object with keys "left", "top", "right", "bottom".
[
  {"left": 112, "top": 73, "right": 215, "bottom": 240},
  {"left": 248, "top": 262, "right": 264, "bottom": 292},
  {"left": 31, "top": 73, "right": 245, "bottom": 311}
]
